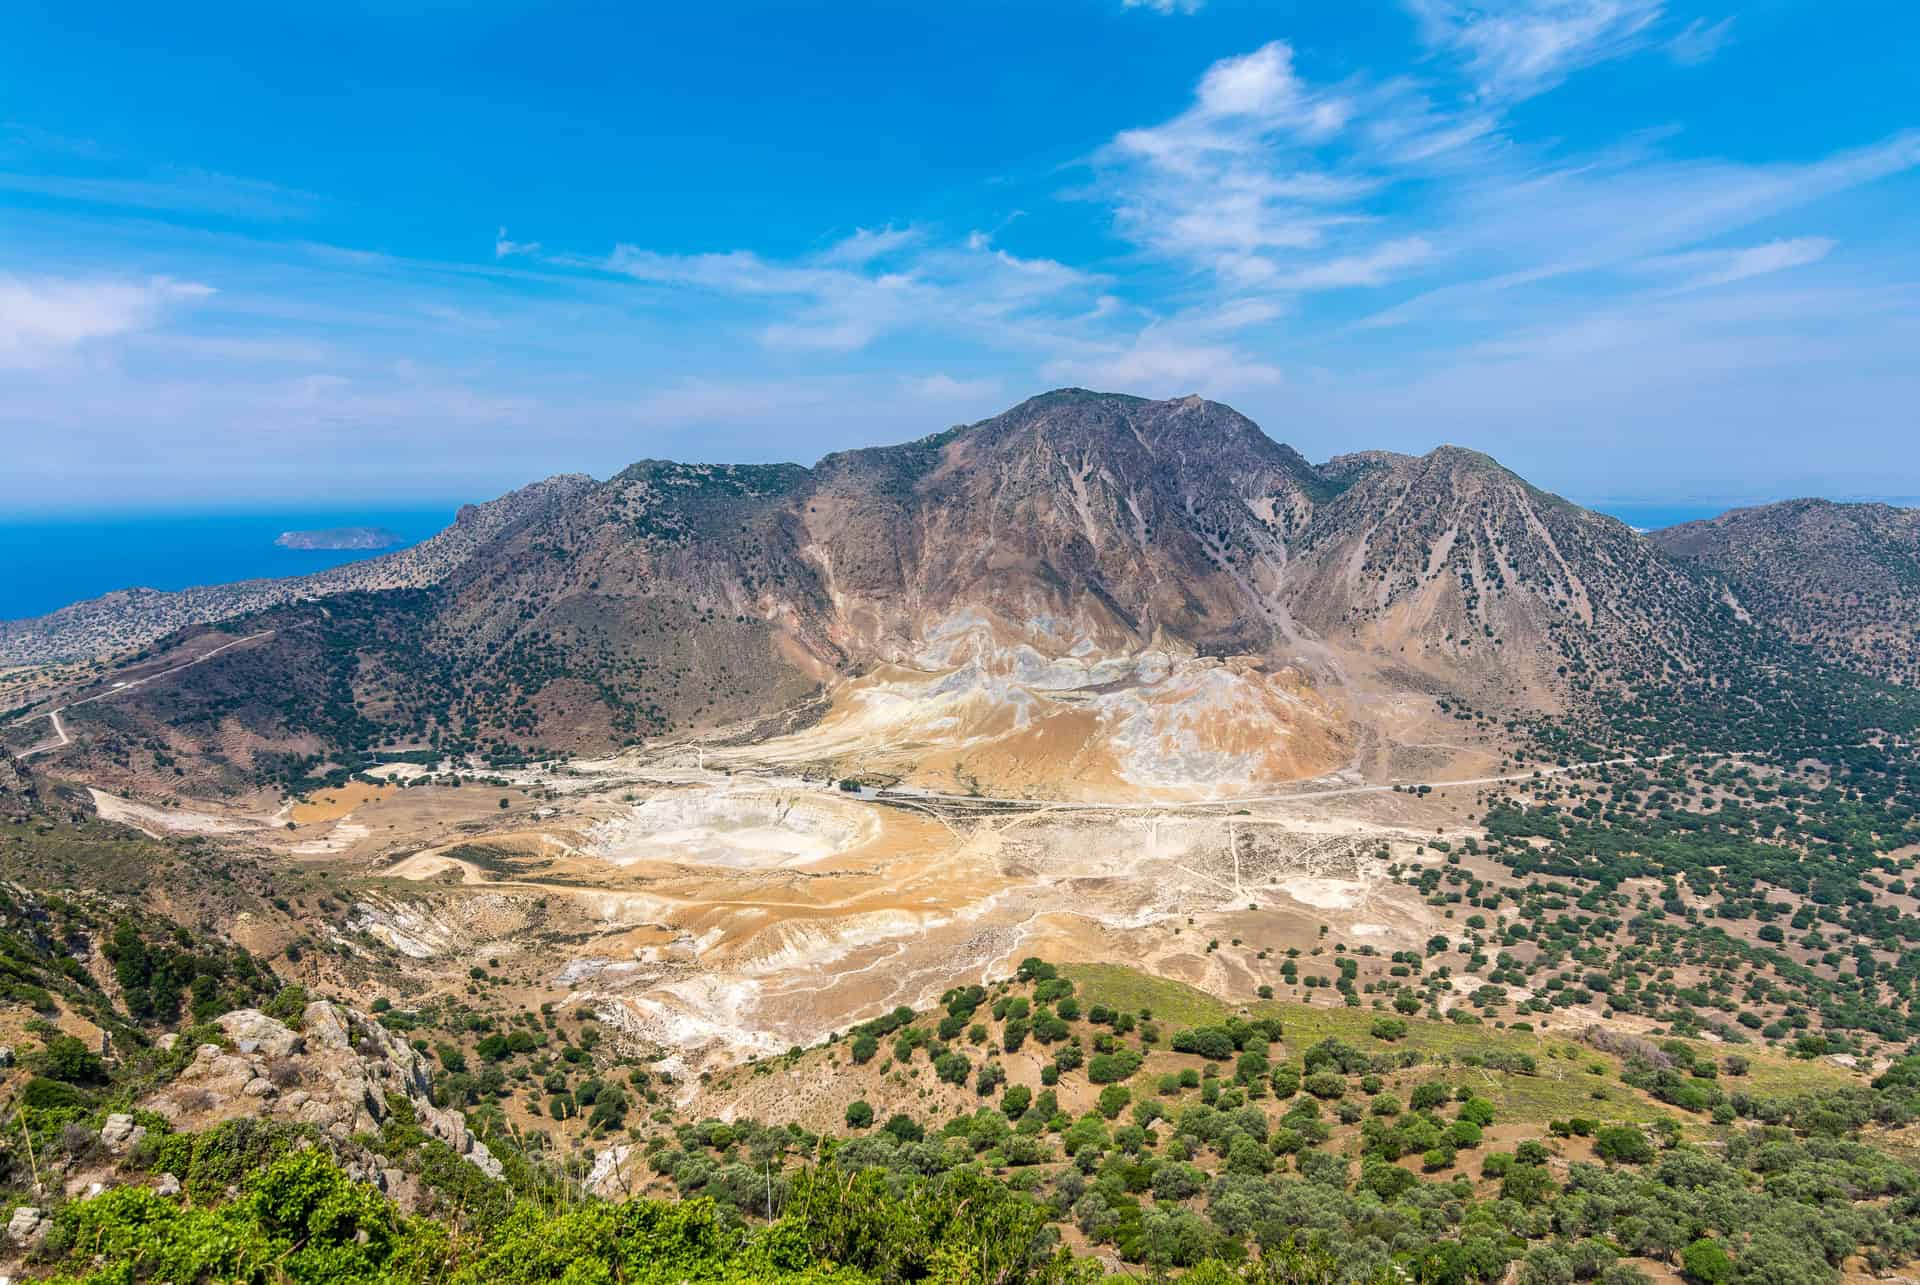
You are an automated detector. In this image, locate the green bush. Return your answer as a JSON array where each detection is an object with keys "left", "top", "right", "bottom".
[{"left": 1681, "top": 1237, "right": 1734, "bottom": 1284}]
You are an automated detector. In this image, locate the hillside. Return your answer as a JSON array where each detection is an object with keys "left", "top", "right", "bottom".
[
  {"left": 1651, "top": 498, "right": 1920, "bottom": 684},
  {"left": 0, "top": 474, "right": 596, "bottom": 666},
  {"left": 5, "top": 944, "right": 1918, "bottom": 1283},
  {"left": 0, "top": 646, "right": 1917, "bottom": 1282},
  {"left": 8, "top": 390, "right": 1793, "bottom": 803}
]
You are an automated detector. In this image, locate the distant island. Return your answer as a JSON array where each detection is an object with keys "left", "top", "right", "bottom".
[{"left": 274, "top": 526, "right": 404, "bottom": 551}]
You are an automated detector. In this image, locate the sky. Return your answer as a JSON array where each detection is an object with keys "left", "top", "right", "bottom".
[{"left": 2, "top": 0, "right": 1917, "bottom": 513}]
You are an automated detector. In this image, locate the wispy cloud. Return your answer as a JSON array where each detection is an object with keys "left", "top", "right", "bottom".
[
  {"left": 0, "top": 275, "right": 213, "bottom": 367},
  {"left": 1666, "top": 16, "right": 1733, "bottom": 65},
  {"left": 904, "top": 372, "right": 1003, "bottom": 402},
  {"left": 1354, "top": 130, "right": 1920, "bottom": 330},
  {"left": 2, "top": 4, "right": 1913, "bottom": 509},
  {"left": 1077, "top": 23, "right": 1920, "bottom": 433},
  {"left": 1042, "top": 299, "right": 1286, "bottom": 395},
  {"left": 0, "top": 169, "right": 317, "bottom": 219},
  {"left": 494, "top": 227, "right": 541, "bottom": 259},
  {"left": 1098, "top": 42, "right": 1379, "bottom": 286},
  {"left": 1406, "top": 0, "right": 1665, "bottom": 100},
  {"left": 1639, "top": 237, "right": 1836, "bottom": 292},
  {"left": 597, "top": 226, "right": 1099, "bottom": 354}
]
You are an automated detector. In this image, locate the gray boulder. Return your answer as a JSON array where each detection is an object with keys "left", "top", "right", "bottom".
[
  {"left": 7, "top": 1205, "right": 46, "bottom": 1249},
  {"left": 99, "top": 1113, "right": 148, "bottom": 1153}
]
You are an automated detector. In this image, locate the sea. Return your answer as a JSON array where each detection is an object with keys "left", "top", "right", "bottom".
[
  {"left": 0, "top": 508, "right": 457, "bottom": 622},
  {"left": 1582, "top": 502, "right": 1730, "bottom": 533}
]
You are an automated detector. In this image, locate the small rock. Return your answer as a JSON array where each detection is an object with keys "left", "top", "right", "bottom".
[
  {"left": 243, "top": 1076, "right": 277, "bottom": 1098},
  {"left": 99, "top": 1113, "right": 146, "bottom": 1152},
  {"left": 156, "top": 1173, "right": 182, "bottom": 1197},
  {"left": 0, "top": 1045, "right": 14, "bottom": 1068},
  {"left": 155, "top": 1033, "right": 179, "bottom": 1053},
  {"left": 6, "top": 1206, "right": 45, "bottom": 1249}
]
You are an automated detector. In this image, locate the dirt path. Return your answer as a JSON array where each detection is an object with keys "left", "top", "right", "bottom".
[
  {"left": 9, "top": 629, "right": 277, "bottom": 756},
  {"left": 856, "top": 753, "right": 1680, "bottom": 814},
  {"left": 18, "top": 708, "right": 66, "bottom": 759}
]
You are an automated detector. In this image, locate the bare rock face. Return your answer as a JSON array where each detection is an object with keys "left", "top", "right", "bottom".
[
  {"left": 585, "top": 1143, "right": 641, "bottom": 1199},
  {"left": 151, "top": 1001, "right": 503, "bottom": 1181}
]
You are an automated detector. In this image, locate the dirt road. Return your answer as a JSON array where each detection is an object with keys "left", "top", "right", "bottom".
[{"left": 9, "top": 629, "right": 277, "bottom": 758}]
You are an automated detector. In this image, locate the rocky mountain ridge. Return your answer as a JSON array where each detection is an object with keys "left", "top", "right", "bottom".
[{"left": 6, "top": 390, "right": 1841, "bottom": 797}]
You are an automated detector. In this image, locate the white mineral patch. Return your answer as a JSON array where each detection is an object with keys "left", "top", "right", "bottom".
[
  {"left": 88, "top": 790, "right": 267, "bottom": 836},
  {"left": 1280, "top": 877, "right": 1367, "bottom": 910},
  {"left": 584, "top": 790, "right": 874, "bottom": 869}
]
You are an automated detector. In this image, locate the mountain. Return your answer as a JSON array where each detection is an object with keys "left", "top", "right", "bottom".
[
  {"left": 1650, "top": 498, "right": 1920, "bottom": 685},
  {"left": 14, "top": 391, "right": 1771, "bottom": 800}
]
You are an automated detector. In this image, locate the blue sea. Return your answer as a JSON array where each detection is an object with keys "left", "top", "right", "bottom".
[
  {"left": 0, "top": 508, "right": 457, "bottom": 622},
  {"left": 1581, "top": 502, "right": 1730, "bottom": 532}
]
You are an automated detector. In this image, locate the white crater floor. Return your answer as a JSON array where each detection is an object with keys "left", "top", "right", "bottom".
[{"left": 584, "top": 790, "right": 876, "bottom": 869}]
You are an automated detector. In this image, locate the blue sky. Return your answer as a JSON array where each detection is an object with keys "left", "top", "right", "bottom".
[{"left": 3, "top": 0, "right": 1916, "bottom": 512}]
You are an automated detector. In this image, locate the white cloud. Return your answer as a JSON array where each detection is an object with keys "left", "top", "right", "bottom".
[
  {"left": 1354, "top": 131, "right": 1920, "bottom": 331},
  {"left": 1121, "top": 0, "right": 1203, "bottom": 13},
  {"left": 1638, "top": 237, "right": 1836, "bottom": 292},
  {"left": 599, "top": 226, "right": 1098, "bottom": 354},
  {"left": 1666, "top": 16, "right": 1733, "bottom": 65},
  {"left": 1405, "top": 0, "right": 1665, "bottom": 100},
  {"left": 1273, "top": 237, "right": 1437, "bottom": 289},
  {"left": 904, "top": 372, "right": 1003, "bottom": 402},
  {"left": 1047, "top": 337, "right": 1281, "bottom": 395},
  {"left": 1095, "top": 45, "right": 1477, "bottom": 299},
  {"left": 819, "top": 225, "right": 921, "bottom": 265},
  {"left": 0, "top": 275, "right": 213, "bottom": 367},
  {"left": 495, "top": 227, "right": 541, "bottom": 258},
  {"left": 1043, "top": 301, "right": 1285, "bottom": 396}
]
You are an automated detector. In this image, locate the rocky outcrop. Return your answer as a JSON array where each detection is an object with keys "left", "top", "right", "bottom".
[
  {"left": 98, "top": 1113, "right": 148, "bottom": 1154},
  {"left": 7, "top": 1205, "right": 47, "bottom": 1249},
  {"left": 0, "top": 751, "right": 43, "bottom": 818},
  {"left": 149, "top": 1001, "right": 503, "bottom": 1181}
]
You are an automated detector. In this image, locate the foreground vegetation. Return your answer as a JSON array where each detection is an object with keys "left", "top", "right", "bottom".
[{"left": 16, "top": 1024, "right": 1920, "bottom": 1284}]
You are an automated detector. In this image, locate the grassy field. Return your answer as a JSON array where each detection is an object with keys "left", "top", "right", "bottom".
[{"left": 1064, "top": 962, "right": 1863, "bottom": 1128}]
